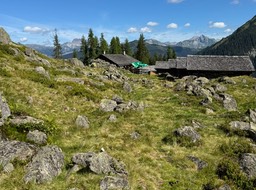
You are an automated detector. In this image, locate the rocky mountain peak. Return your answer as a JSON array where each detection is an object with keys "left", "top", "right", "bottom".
[{"left": 0, "top": 27, "right": 11, "bottom": 44}]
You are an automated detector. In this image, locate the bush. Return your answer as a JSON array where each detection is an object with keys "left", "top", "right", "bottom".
[
  {"left": 219, "top": 138, "right": 255, "bottom": 158},
  {"left": 217, "top": 158, "right": 256, "bottom": 190}
]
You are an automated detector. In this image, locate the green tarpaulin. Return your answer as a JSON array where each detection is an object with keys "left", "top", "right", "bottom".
[{"left": 132, "top": 62, "right": 148, "bottom": 68}]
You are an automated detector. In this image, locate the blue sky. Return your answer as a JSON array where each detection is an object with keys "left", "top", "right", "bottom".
[{"left": 0, "top": 0, "right": 255, "bottom": 45}]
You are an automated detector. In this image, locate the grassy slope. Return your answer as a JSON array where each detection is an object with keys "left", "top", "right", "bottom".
[{"left": 0, "top": 44, "right": 256, "bottom": 190}]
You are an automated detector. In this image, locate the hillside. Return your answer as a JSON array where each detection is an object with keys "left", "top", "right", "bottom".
[
  {"left": 199, "top": 15, "right": 256, "bottom": 56},
  {"left": 1, "top": 30, "right": 256, "bottom": 189}
]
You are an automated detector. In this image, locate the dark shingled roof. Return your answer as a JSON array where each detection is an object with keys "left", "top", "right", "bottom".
[
  {"left": 155, "top": 59, "right": 176, "bottom": 69},
  {"left": 187, "top": 55, "right": 255, "bottom": 71},
  {"left": 176, "top": 57, "right": 187, "bottom": 69},
  {"left": 98, "top": 54, "right": 139, "bottom": 67}
]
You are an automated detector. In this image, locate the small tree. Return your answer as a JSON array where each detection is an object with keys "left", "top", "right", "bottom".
[
  {"left": 88, "top": 28, "right": 97, "bottom": 61},
  {"left": 166, "top": 46, "right": 176, "bottom": 60},
  {"left": 53, "top": 29, "right": 62, "bottom": 59},
  {"left": 100, "top": 33, "right": 108, "bottom": 54},
  {"left": 72, "top": 49, "right": 78, "bottom": 58},
  {"left": 135, "top": 33, "right": 150, "bottom": 63},
  {"left": 80, "top": 35, "right": 88, "bottom": 64},
  {"left": 123, "top": 38, "right": 132, "bottom": 56}
]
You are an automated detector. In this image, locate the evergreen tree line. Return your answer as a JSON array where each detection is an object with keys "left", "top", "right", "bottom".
[{"left": 53, "top": 28, "right": 176, "bottom": 65}]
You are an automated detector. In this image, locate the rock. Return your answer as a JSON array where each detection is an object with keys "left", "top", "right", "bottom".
[
  {"left": 0, "top": 140, "right": 36, "bottom": 167},
  {"left": 123, "top": 82, "right": 132, "bottom": 93},
  {"left": 100, "top": 99, "right": 117, "bottom": 112},
  {"left": 187, "top": 156, "right": 208, "bottom": 170},
  {"left": 26, "top": 130, "right": 47, "bottom": 145},
  {"left": 24, "top": 145, "right": 64, "bottom": 184},
  {"left": 174, "top": 126, "right": 201, "bottom": 143},
  {"left": 112, "top": 95, "right": 124, "bottom": 104},
  {"left": 75, "top": 115, "right": 90, "bottom": 129},
  {"left": 25, "top": 47, "right": 36, "bottom": 58},
  {"left": 71, "top": 151, "right": 128, "bottom": 176},
  {"left": 218, "top": 184, "right": 231, "bottom": 190},
  {"left": 239, "top": 153, "right": 256, "bottom": 179},
  {"left": 3, "top": 162, "right": 14, "bottom": 173},
  {"left": 0, "top": 94, "right": 11, "bottom": 120},
  {"left": 0, "top": 27, "right": 11, "bottom": 44},
  {"left": 130, "top": 131, "right": 141, "bottom": 139},
  {"left": 195, "top": 77, "right": 209, "bottom": 86},
  {"left": 10, "top": 116, "right": 44, "bottom": 126},
  {"left": 35, "top": 66, "right": 50, "bottom": 79},
  {"left": 108, "top": 114, "right": 117, "bottom": 122},
  {"left": 100, "top": 176, "right": 130, "bottom": 190},
  {"left": 247, "top": 109, "right": 256, "bottom": 123},
  {"left": 212, "top": 84, "right": 227, "bottom": 93},
  {"left": 205, "top": 108, "right": 215, "bottom": 115},
  {"left": 191, "top": 120, "right": 205, "bottom": 129},
  {"left": 200, "top": 96, "right": 212, "bottom": 106},
  {"left": 166, "top": 74, "right": 177, "bottom": 82},
  {"left": 219, "top": 93, "right": 237, "bottom": 111},
  {"left": 218, "top": 76, "right": 236, "bottom": 84},
  {"left": 229, "top": 121, "right": 256, "bottom": 141},
  {"left": 68, "top": 58, "right": 84, "bottom": 67},
  {"left": 56, "top": 77, "right": 84, "bottom": 85}
]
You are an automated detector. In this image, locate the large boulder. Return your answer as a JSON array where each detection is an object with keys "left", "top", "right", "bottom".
[
  {"left": 71, "top": 151, "right": 128, "bottom": 176},
  {"left": 24, "top": 145, "right": 64, "bottom": 184},
  {"left": 67, "top": 58, "right": 84, "bottom": 67},
  {"left": 247, "top": 109, "right": 256, "bottom": 123},
  {"left": 35, "top": 66, "right": 50, "bottom": 79},
  {"left": 219, "top": 93, "right": 237, "bottom": 111},
  {"left": 100, "top": 99, "right": 117, "bottom": 112},
  {"left": 0, "top": 27, "right": 11, "bottom": 44},
  {"left": 0, "top": 140, "right": 36, "bottom": 167},
  {"left": 26, "top": 130, "right": 47, "bottom": 145},
  {"left": 123, "top": 82, "right": 132, "bottom": 93},
  {"left": 229, "top": 121, "right": 256, "bottom": 141},
  {"left": 239, "top": 153, "right": 256, "bottom": 179},
  {"left": 100, "top": 176, "right": 130, "bottom": 190},
  {"left": 174, "top": 126, "right": 201, "bottom": 143}
]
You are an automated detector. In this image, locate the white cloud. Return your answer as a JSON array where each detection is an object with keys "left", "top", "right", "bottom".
[
  {"left": 127, "top": 27, "right": 138, "bottom": 33},
  {"left": 167, "top": 0, "right": 184, "bottom": 3},
  {"left": 184, "top": 23, "right": 190, "bottom": 27},
  {"left": 147, "top": 22, "right": 158, "bottom": 27},
  {"left": 140, "top": 27, "right": 152, "bottom": 33},
  {"left": 23, "top": 26, "right": 50, "bottom": 34},
  {"left": 231, "top": 0, "right": 239, "bottom": 4},
  {"left": 19, "top": 37, "right": 28, "bottom": 42},
  {"left": 225, "top": 28, "right": 233, "bottom": 33},
  {"left": 167, "top": 23, "right": 178, "bottom": 29},
  {"left": 209, "top": 22, "right": 226, "bottom": 28}
]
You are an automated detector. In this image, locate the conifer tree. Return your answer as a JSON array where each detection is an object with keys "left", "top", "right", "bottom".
[
  {"left": 100, "top": 33, "right": 108, "bottom": 54},
  {"left": 166, "top": 46, "right": 176, "bottom": 60},
  {"left": 72, "top": 49, "right": 78, "bottom": 58},
  {"left": 80, "top": 35, "right": 88, "bottom": 64},
  {"left": 53, "top": 29, "right": 62, "bottom": 59},
  {"left": 135, "top": 33, "right": 150, "bottom": 63},
  {"left": 88, "top": 28, "right": 96, "bottom": 61},
  {"left": 115, "top": 37, "right": 122, "bottom": 54},
  {"left": 109, "top": 37, "right": 117, "bottom": 54},
  {"left": 123, "top": 39, "right": 132, "bottom": 56}
]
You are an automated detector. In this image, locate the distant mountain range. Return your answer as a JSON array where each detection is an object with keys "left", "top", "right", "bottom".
[
  {"left": 25, "top": 35, "right": 217, "bottom": 58},
  {"left": 199, "top": 15, "right": 256, "bottom": 57}
]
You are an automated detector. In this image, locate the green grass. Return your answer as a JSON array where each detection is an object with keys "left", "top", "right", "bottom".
[{"left": 0, "top": 46, "right": 256, "bottom": 189}]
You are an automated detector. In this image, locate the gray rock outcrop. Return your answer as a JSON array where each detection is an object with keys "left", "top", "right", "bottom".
[
  {"left": 26, "top": 130, "right": 47, "bottom": 145},
  {"left": 100, "top": 176, "right": 130, "bottom": 190},
  {"left": 187, "top": 156, "right": 208, "bottom": 170},
  {"left": 0, "top": 140, "right": 36, "bottom": 167},
  {"left": 71, "top": 151, "right": 128, "bottom": 176},
  {"left": 100, "top": 99, "right": 117, "bottom": 112},
  {"left": 247, "top": 109, "right": 256, "bottom": 123},
  {"left": 10, "top": 116, "right": 44, "bottom": 126},
  {"left": 24, "top": 145, "right": 64, "bottom": 184},
  {"left": 174, "top": 126, "right": 201, "bottom": 143},
  {"left": 0, "top": 27, "right": 11, "bottom": 44},
  {"left": 219, "top": 93, "right": 237, "bottom": 111},
  {"left": 239, "top": 153, "right": 256, "bottom": 179},
  {"left": 75, "top": 115, "right": 90, "bottom": 129},
  {"left": 0, "top": 94, "right": 11, "bottom": 122},
  {"left": 229, "top": 121, "right": 256, "bottom": 141},
  {"left": 35, "top": 66, "right": 50, "bottom": 79},
  {"left": 68, "top": 58, "right": 84, "bottom": 67},
  {"left": 123, "top": 82, "right": 132, "bottom": 93}
]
